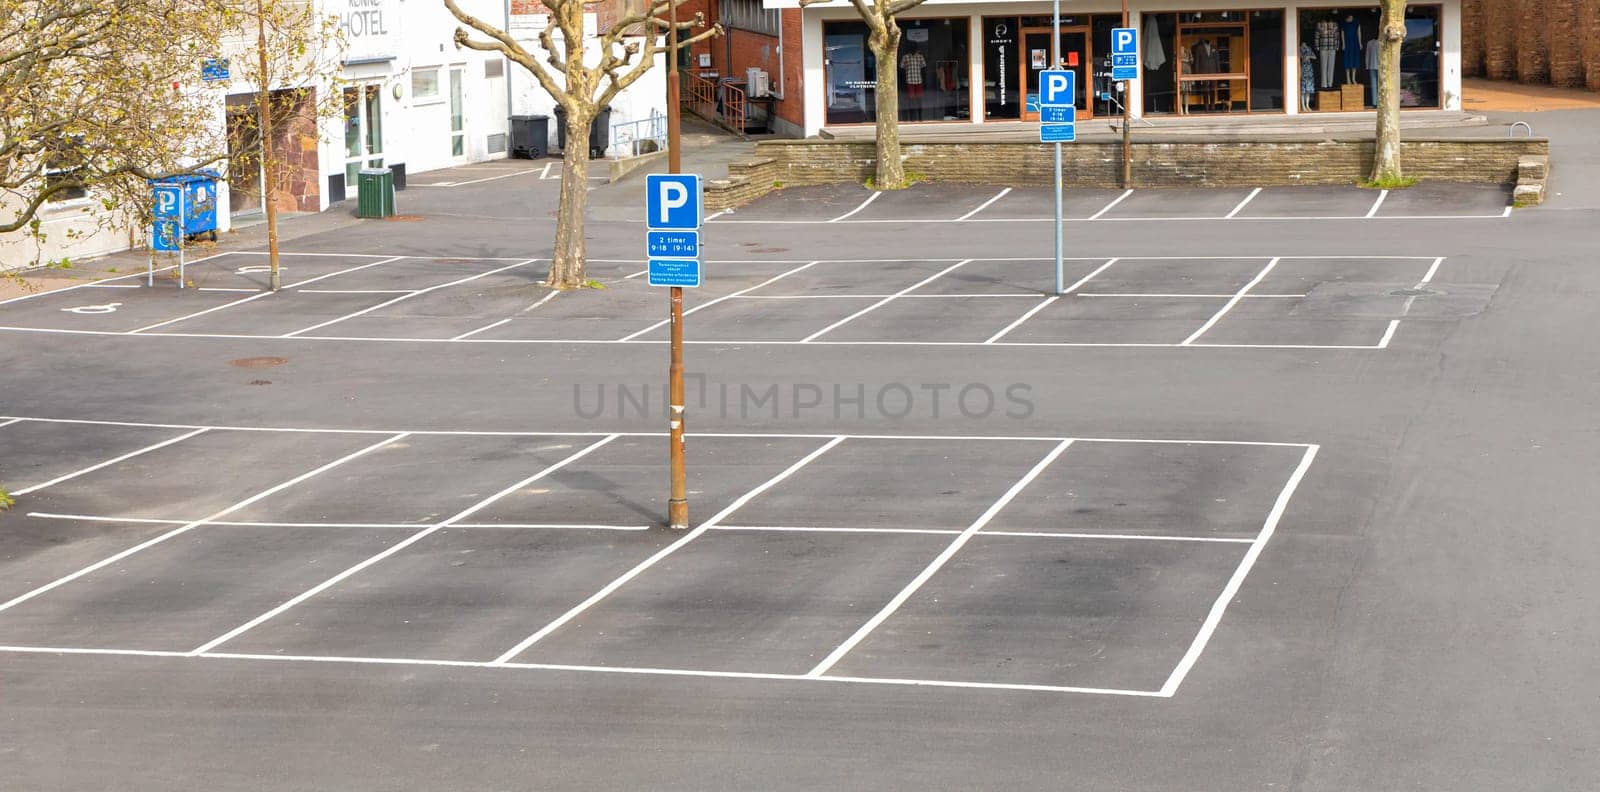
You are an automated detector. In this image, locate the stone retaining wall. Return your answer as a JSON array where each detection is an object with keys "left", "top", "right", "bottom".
[{"left": 704, "top": 137, "right": 1550, "bottom": 211}]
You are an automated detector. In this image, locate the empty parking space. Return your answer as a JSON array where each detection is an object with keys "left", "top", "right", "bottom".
[
  {"left": 982, "top": 440, "right": 1307, "bottom": 539},
  {"left": 1197, "top": 297, "right": 1394, "bottom": 347},
  {"left": 1096, "top": 187, "right": 1258, "bottom": 220},
  {"left": 998, "top": 295, "right": 1225, "bottom": 344},
  {"left": 1075, "top": 258, "right": 1270, "bottom": 294},
  {"left": 515, "top": 529, "right": 947, "bottom": 673},
  {"left": 1373, "top": 182, "right": 1513, "bottom": 217},
  {"left": 0, "top": 419, "right": 192, "bottom": 496},
  {"left": 1235, "top": 185, "right": 1386, "bottom": 219},
  {"left": 224, "top": 527, "right": 680, "bottom": 661},
  {"left": 969, "top": 187, "right": 1131, "bottom": 220},
  {"left": 711, "top": 184, "right": 868, "bottom": 222},
  {"left": 721, "top": 438, "right": 1057, "bottom": 530},
  {"left": 822, "top": 295, "right": 1042, "bottom": 342},
  {"left": 826, "top": 536, "right": 1248, "bottom": 690},
  {"left": 850, "top": 184, "right": 1017, "bottom": 222}
]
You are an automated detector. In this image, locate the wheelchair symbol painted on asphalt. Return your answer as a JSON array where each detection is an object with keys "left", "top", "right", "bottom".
[{"left": 62, "top": 302, "right": 122, "bottom": 314}]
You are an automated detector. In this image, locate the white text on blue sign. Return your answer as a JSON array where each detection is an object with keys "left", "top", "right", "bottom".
[
  {"left": 648, "top": 258, "right": 702, "bottom": 288},
  {"left": 647, "top": 230, "right": 700, "bottom": 259},
  {"left": 1040, "top": 106, "right": 1076, "bottom": 124},
  {"left": 1040, "top": 124, "right": 1076, "bottom": 143}
]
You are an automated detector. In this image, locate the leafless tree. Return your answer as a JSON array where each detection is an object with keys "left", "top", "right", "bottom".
[
  {"left": 799, "top": 0, "right": 932, "bottom": 189},
  {"left": 445, "top": 0, "right": 720, "bottom": 288}
]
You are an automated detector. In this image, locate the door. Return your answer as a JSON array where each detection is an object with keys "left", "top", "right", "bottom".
[
  {"left": 1021, "top": 27, "right": 1090, "bottom": 121},
  {"left": 343, "top": 84, "right": 384, "bottom": 189}
]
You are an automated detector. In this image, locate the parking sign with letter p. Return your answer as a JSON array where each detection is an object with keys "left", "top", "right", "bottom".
[{"left": 645, "top": 173, "right": 702, "bottom": 230}]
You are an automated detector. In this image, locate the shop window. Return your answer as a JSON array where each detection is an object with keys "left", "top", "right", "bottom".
[
  {"left": 1140, "top": 10, "right": 1282, "bottom": 115},
  {"left": 824, "top": 18, "right": 969, "bottom": 125},
  {"left": 1141, "top": 13, "right": 1178, "bottom": 114},
  {"left": 1177, "top": 20, "right": 1247, "bottom": 114},
  {"left": 1297, "top": 5, "right": 1440, "bottom": 111},
  {"left": 1248, "top": 11, "right": 1284, "bottom": 111}
]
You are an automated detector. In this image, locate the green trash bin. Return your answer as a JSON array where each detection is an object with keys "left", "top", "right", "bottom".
[{"left": 357, "top": 167, "right": 395, "bottom": 218}]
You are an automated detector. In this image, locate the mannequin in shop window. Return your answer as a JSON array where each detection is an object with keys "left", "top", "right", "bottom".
[
  {"left": 1299, "top": 42, "right": 1316, "bottom": 111},
  {"left": 900, "top": 44, "right": 927, "bottom": 121},
  {"left": 1314, "top": 17, "right": 1339, "bottom": 89},
  {"left": 1341, "top": 15, "right": 1362, "bottom": 85}
]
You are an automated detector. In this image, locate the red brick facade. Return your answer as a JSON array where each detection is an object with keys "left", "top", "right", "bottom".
[
  {"left": 1465, "top": 0, "right": 1600, "bottom": 89},
  {"left": 696, "top": 7, "right": 805, "bottom": 132}
]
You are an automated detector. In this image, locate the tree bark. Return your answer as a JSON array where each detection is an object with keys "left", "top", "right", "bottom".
[
  {"left": 548, "top": 109, "right": 594, "bottom": 289},
  {"left": 867, "top": 20, "right": 905, "bottom": 189},
  {"left": 1369, "top": 2, "right": 1406, "bottom": 184}
]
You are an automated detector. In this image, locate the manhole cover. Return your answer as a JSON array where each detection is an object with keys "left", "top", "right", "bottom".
[
  {"left": 1389, "top": 288, "right": 1438, "bottom": 297},
  {"left": 230, "top": 356, "right": 288, "bottom": 369}
]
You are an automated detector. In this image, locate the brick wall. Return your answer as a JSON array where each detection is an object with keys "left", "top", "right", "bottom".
[
  {"left": 1467, "top": 0, "right": 1600, "bottom": 89},
  {"left": 1588, "top": 0, "right": 1600, "bottom": 89},
  {"left": 1462, "top": 0, "right": 1484, "bottom": 78},
  {"left": 703, "top": 11, "right": 804, "bottom": 134},
  {"left": 703, "top": 138, "right": 1549, "bottom": 210}
]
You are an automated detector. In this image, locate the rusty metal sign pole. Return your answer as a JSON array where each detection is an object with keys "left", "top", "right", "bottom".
[
  {"left": 666, "top": 1, "right": 689, "bottom": 530},
  {"left": 1121, "top": 0, "right": 1132, "bottom": 188}
]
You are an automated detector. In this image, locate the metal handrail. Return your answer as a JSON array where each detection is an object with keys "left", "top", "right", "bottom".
[
  {"left": 1509, "top": 121, "right": 1534, "bottom": 138},
  {"left": 609, "top": 111, "right": 667, "bottom": 159}
]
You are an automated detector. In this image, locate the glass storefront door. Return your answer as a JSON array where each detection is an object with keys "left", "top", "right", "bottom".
[
  {"left": 1021, "top": 27, "right": 1090, "bottom": 121},
  {"left": 343, "top": 84, "right": 384, "bottom": 188}
]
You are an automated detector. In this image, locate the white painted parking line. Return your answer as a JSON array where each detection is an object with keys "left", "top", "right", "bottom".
[
  {"left": 1364, "top": 189, "right": 1389, "bottom": 218},
  {"left": 1088, "top": 189, "right": 1134, "bottom": 220},
  {"left": 801, "top": 259, "right": 974, "bottom": 342},
  {"left": 807, "top": 439, "right": 1075, "bottom": 678},
  {"left": 0, "top": 433, "right": 410, "bottom": 616},
  {"left": 739, "top": 293, "right": 1037, "bottom": 300},
  {"left": 704, "top": 210, "right": 729, "bottom": 222},
  {"left": 1078, "top": 292, "right": 1302, "bottom": 298},
  {"left": 0, "top": 418, "right": 22, "bottom": 430},
  {"left": 0, "top": 644, "right": 1166, "bottom": 696},
  {"left": 24, "top": 513, "right": 651, "bottom": 531},
  {"left": 1061, "top": 257, "right": 1123, "bottom": 294},
  {"left": 451, "top": 317, "right": 512, "bottom": 341},
  {"left": 0, "top": 417, "right": 1318, "bottom": 449},
  {"left": 298, "top": 289, "right": 415, "bottom": 294},
  {"left": 1160, "top": 444, "right": 1319, "bottom": 697},
  {"left": 1418, "top": 255, "right": 1445, "bottom": 285},
  {"left": 409, "top": 168, "right": 545, "bottom": 188},
  {"left": 711, "top": 525, "right": 1253, "bottom": 543},
  {"left": 10, "top": 428, "right": 209, "bottom": 497},
  {"left": 829, "top": 191, "right": 882, "bottom": 222},
  {"left": 83, "top": 284, "right": 141, "bottom": 289},
  {"left": 0, "top": 323, "right": 1397, "bottom": 350},
  {"left": 198, "top": 287, "right": 263, "bottom": 293},
  {"left": 280, "top": 259, "right": 531, "bottom": 337},
  {"left": 1181, "top": 258, "right": 1281, "bottom": 346},
  {"left": 984, "top": 296, "right": 1058, "bottom": 345},
  {"left": 955, "top": 187, "right": 1013, "bottom": 221},
  {"left": 490, "top": 435, "right": 849, "bottom": 665},
  {"left": 617, "top": 260, "right": 821, "bottom": 341},
  {"left": 1225, "top": 187, "right": 1263, "bottom": 219},
  {"left": 128, "top": 256, "right": 408, "bottom": 334},
  {"left": 190, "top": 433, "right": 623, "bottom": 655}
]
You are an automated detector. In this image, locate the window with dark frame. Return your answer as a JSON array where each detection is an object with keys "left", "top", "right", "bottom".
[
  {"left": 44, "top": 134, "right": 88, "bottom": 204},
  {"left": 720, "top": 0, "right": 780, "bottom": 36}
]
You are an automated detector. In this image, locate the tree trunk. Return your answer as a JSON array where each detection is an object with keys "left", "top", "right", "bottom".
[
  {"left": 548, "top": 109, "right": 593, "bottom": 289},
  {"left": 868, "top": 21, "right": 906, "bottom": 189},
  {"left": 1369, "top": 3, "right": 1406, "bottom": 184}
]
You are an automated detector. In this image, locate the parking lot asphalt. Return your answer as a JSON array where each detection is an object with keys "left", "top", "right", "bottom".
[{"left": 1, "top": 144, "right": 1598, "bottom": 790}]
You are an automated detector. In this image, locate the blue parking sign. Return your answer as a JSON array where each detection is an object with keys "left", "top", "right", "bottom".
[
  {"left": 1112, "top": 27, "right": 1137, "bottom": 55},
  {"left": 152, "top": 184, "right": 182, "bottom": 220},
  {"left": 645, "top": 173, "right": 702, "bottom": 230},
  {"left": 152, "top": 219, "right": 181, "bottom": 252},
  {"left": 1039, "top": 70, "right": 1075, "bottom": 108}
]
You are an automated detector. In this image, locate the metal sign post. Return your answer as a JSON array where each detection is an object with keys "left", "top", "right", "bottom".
[
  {"left": 1039, "top": 68, "right": 1075, "bottom": 294},
  {"left": 646, "top": 173, "right": 702, "bottom": 531},
  {"left": 663, "top": 5, "right": 689, "bottom": 531},
  {"left": 1052, "top": 0, "right": 1061, "bottom": 295},
  {"left": 1112, "top": 15, "right": 1139, "bottom": 187}
]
